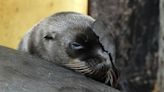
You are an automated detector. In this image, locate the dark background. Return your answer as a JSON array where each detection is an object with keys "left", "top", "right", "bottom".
[{"left": 89, "top": 0, "right": 159, "bottom": 92}]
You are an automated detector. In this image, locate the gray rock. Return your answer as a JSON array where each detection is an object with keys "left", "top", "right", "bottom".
[{"left": 0, "top": 46, "right": 120, "bottom": 92}]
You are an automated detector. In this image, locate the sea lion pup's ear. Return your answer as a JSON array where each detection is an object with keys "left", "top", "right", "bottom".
[
  {"left": 43, "top": 32, "right": 56, "bottom": 41},
  {"left": 91, "top": 19, "right": 116, "bottom": 62}
]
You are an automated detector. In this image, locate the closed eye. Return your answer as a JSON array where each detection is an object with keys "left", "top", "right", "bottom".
[{"left": 71, "top": 42, "right": 84, "bottom": 50}]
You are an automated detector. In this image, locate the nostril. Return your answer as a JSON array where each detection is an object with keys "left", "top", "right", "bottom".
[{"left": 97, "top": 49, "right": 109, "bottom": 57}]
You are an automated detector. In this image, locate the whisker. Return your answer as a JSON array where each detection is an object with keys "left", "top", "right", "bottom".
[
  {"left": 67, "top": 64, "right": 87, "bottom": 69},
  {"left": 65, "top": 62, "right": 86, "bottom": 68},
  {"left": 78, "top": 68, "right": 92, "bottom": 74},
  {"left": 66, "top": 59, "right": 115, "bottom": 86},
  {"left": 106, "top": 70, "right": 113, "bottom": 86}
]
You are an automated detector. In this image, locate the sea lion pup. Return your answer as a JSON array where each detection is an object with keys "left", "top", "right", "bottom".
[{"left": 18, "top": 12, "right": 119, "bottom": 87}]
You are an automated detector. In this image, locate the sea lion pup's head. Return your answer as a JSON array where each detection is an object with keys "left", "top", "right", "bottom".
[{"left": 18, "top": 12, "right": 119, "bottom": 87}]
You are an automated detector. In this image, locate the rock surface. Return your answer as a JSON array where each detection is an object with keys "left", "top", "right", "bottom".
[
  {"left": 0, "top": 46, "right": 120, "bottom": 92},
  {"left": 89, "top": 0, "right": 159, "bottom": 92}
]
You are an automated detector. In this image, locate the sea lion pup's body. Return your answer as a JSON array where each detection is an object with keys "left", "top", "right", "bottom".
[{"left": 18, "top": 12, "right": 119, "bottom": 87}]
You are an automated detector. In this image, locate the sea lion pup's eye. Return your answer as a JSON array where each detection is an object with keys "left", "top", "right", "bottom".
[{"left": 71, "top": 42, "right": 84, "bottom": 50}]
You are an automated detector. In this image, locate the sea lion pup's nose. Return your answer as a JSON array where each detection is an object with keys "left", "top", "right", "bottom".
[
  {"left": 97, "top": 49, "right": 112, "bottom": 65},
  {"left": 96, "top": 49, "right": 119, "bottom": 87}
]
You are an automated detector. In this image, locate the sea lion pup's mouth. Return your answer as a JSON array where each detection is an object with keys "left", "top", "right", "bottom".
[{"left": 65, "top": 59, "right": 119, "bottom": 87}]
